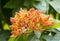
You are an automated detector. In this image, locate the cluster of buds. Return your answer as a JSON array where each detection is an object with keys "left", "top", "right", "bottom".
[{"left": 10, "top": 8, "right": 54, "bottom": 38}]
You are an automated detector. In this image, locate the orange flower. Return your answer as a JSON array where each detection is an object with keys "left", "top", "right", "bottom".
[{"left": 10, "top": 8, "right": 54, "bottom": 38}]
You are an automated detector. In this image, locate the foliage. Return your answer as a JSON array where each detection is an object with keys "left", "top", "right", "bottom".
[{"left": 0, "top": 0, "right": 60, "bottom": 41}]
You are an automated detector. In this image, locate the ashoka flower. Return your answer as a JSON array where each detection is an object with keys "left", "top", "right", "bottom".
[{"left": 10, "top": 8, "right": 54, "bottom": 38}]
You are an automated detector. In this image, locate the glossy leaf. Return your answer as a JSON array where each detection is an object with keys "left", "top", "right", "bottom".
[
  {"left": 43, "top": 31, "right": 60, "bottom": 41},
  {"left": 35, "top": 0, "right": 49, "bottom": 13},
  {"left": 47, "top": 0, "right": 60, "bottom": 14},
  {"left": 34, "top": 30, "right": 41, "bottom": 39},
  {"left": 30, "top": 36, "right": 40, "bottom": 41},
  {"left": 43, "top": 35, "right": 53, "bottom": 41}
]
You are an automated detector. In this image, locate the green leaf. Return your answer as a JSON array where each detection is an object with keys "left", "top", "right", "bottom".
[
  {"left": 0, "top": 30, "right": 10, "bottom": 41},
  {"left": 8, "top": 38, "right": 16, "bottom": 41},
  {"left": 4, "top": 0, "right": 16, "bottom": 9},
  {"left": 27, "top": 32, "right": 34, "bottom": 41},
  {"left": 4, "top": 0, "right": 24, "bottom": 17},
  {"left": 56, "top": 27, "right": 60, "bottom": 31},
  {"left": 27, "top": 32, "right": 40, "bottom": 41},
  {"left": 34, "top": 0, "right": 49, "bottom": 13},
  {"left": 4, "top": 0, "right": 21, "bottom": 9},
  {"left": 43, "top": 35, "right": 53, "bottom": 41},
  {"left": 30, "top": 36, "right": 40, "bottom": 41},
  {"left": 43, "top": 31, "right": 60, "bottom": 41},
  {"left": 14, "top": 34, "right": 28, "bottom": 41},
  {"left": 34, "top": 30, "right": 41, "bottom": 39},
  {"left": 49, "top": 18, "right": 60, "bottom": 28},
  {"left": 47, "top": 0, "right": 60, "bottom": 14},
  {"left": 51, "top": 32, "right": 60, "bottom": 41},
  {"left": 47, "top": 28, "right": 57, "bottom": 33},
  {"left": 15, "top": 35, "right": 24, "bottom": 41},
  {"left": 52, "top": 20, "right": 60, "bottom": 28},
  {"left": 24, "top": 0, "right": 40, "bottom": 9}
]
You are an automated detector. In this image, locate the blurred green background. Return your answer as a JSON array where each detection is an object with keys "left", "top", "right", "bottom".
[{"left": 0, "top": 0, "right": 60, "bottom": 41}]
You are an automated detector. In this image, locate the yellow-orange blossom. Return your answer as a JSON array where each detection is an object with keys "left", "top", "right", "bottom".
[{"left": 10, "top": 8, "right": 53, "bottom": 38}]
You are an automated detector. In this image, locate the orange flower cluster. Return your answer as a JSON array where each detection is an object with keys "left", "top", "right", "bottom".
[{"left": 10, "top": 8, "right": 53, "bottom": 37}]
